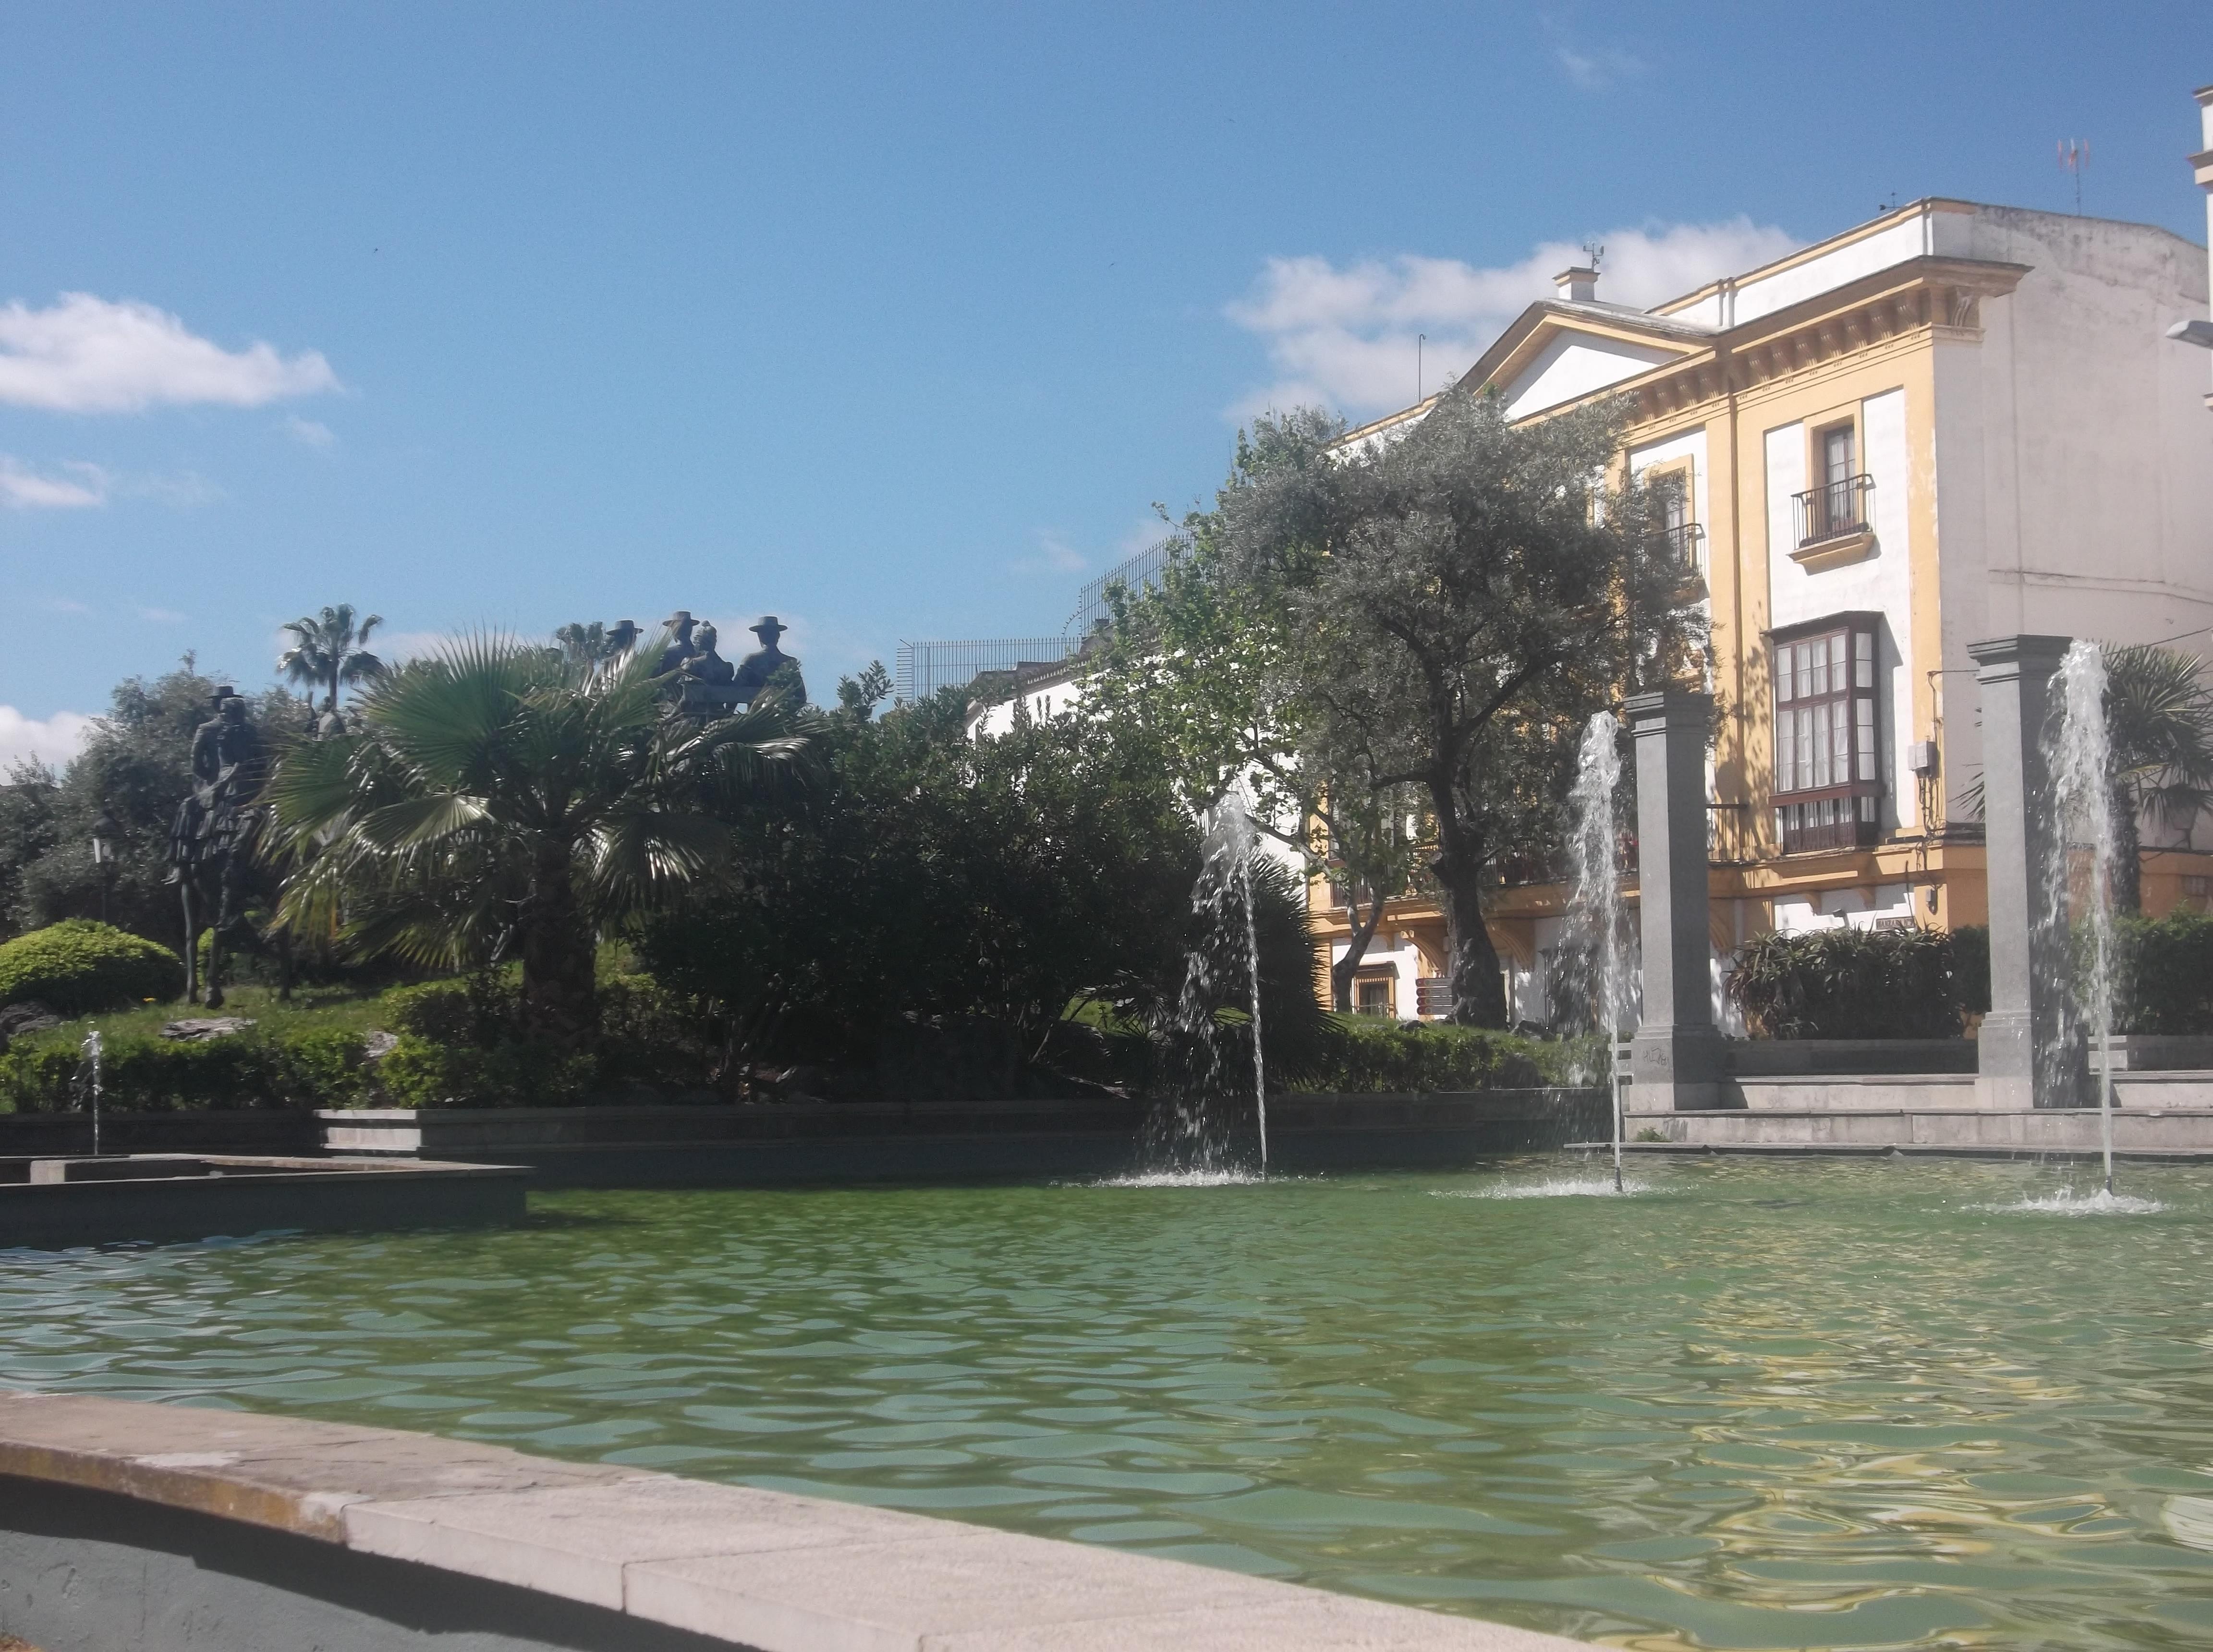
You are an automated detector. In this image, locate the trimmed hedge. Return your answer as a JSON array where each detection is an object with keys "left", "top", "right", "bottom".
[
  {"left": 0, "top": 921, "right": 179, "bottom": 1017},
  {"left": 0, "top": 1026, "right": 369, "bottom": 1113},
  {"left": 1727, "top": 925, "right": 1964, "bottom": 1041},
  {"left": 2116, "top": 911, "right": 2213, "bottom": 1035},
  {"left": 1298, "top": 1018, "right": 1598, "bottom": 1093}
]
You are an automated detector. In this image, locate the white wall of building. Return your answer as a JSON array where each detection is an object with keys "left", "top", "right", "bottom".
[
  {"left": 1504, "top": 333, "right": 1680, "bottom": 420},
  {"left": 1763, "top": 387, "right": 1917, "bottom": 832}
]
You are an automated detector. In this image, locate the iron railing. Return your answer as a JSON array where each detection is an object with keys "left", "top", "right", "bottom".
[
  {"left": 1661, "top": 522, "right": 1706, "bottom": 574},
  {"left": 1790, "top": 474, "right": 1874, "bottom": 546},
  {"left": 893, "top": 637, "right": 1078, "bottom": 705},
  {"left": 1066, "top": 537, "right": 1184, "bottom": 638},
  {"left": 1775, "top": 791, "right": 1882, "bottom": 854}
]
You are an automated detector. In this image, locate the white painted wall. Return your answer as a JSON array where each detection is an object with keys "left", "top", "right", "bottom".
[
  {"left": 1933, "top": 206, "right": 2213, "bottom": 815},
  {"left": 1503, "top": 333, "right": 1681, "bottom": 420},
  {"left": 1763, "top": 388, "right": 1917, "bottom": 831}
]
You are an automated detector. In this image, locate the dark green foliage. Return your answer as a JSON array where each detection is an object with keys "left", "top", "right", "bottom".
[
  {"left": 1727, "top": 926, "right": 1965, "bottom": 1040},
  {"left": 0, "top": 1025, "right": 369, "bottom": 1113},
  {"left": 1297, "top": 1018, "right": 1596, "bottom": 1093},
  {"left": 2114, "top": 911, "right": 2213, "bottom": 1034},
  {"left": 1951, "top": 925, "right": 1991, "bottom": 1015},
  {"left": 375, "top": 1036, "right": 599, "bottom": 1109},
  {"left": 0, "top": 920, "right": 181, "bottom": 1015},
  {"left": 1, "top": 663, "right": 306, "bottom": 948},
  {"left": 638, "top": 684, "right": 1324, "bottom": 1099}
]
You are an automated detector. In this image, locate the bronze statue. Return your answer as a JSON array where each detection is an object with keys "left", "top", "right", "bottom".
[
  {"left": 166, "top": 690, "right": 269, "bottom": 1007},
  {"left": 656, "top": 611, "right": 698, "bottom": 677},
  {"left": 730, "top": 615, "right": 806, "bottom": 707}
]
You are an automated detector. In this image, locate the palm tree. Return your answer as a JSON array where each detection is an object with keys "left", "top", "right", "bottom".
[
  {"left": 2103, "top": 643, "right": 2213, "bottom": 911},
  {"left": 278, "top": 604, "right": 387, "bottom": 718},
  {"left": 267, "top": 635, "right": 821, "bottom": 1045}
]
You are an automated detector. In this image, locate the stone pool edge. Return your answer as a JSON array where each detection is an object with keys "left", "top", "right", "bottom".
[{"left": 0, "top": 1390, "right": 1583, "bottom": 1651}]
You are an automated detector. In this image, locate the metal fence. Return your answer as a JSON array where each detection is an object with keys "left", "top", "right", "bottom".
[
  {"left": 893, "top": 637, "right": 1079, "bottom": 706},
  {"left": 1065, "top": 537, "right": 1183, "bottom": 637}
]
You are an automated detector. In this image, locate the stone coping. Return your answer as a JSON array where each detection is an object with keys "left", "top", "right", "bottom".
[{"left": 0, "top": 1391, "right": 1581, "bottom": 1650}]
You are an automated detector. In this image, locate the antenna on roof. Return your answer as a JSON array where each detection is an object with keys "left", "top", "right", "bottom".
[
  {"left": 1581, "top": 240, "right": 1605, "bottom": 273},
  {"left": 2057, "top": 138, "right": 2089, "bottom": 216}
]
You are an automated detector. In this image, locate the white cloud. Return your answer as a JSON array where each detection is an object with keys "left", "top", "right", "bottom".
[
  {"left": 1555, "top": 43, "right": 1645, "bottom": 89},
  {"left": 1007, "top": 532, "right": 1089, "bottom": 578},
  {"left": 1225, "top": 218, "right": 1802, "bottom": 419},
  {"left": 40, "top": 596, "right": 91, "bottom": 614},
  {"left": 137, "top": 607, "right": 188, "bottom": 624},
  {"left": 0, "top": 293, "right": 339, "bottom": 413},
  {"left": 0, "top": 705, "right": 95, "bottom": 771},
  {"left": 285, "top": 414, "right": 335, "bottom": 448},
  {"left": 0, "top": 456, "right": 107, "bottom": 509}
]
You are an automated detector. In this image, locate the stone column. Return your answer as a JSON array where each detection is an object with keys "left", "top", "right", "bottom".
[
  {"left": 1968, "top": 635, "right": 2073, "bottom": 1108},
  {"left": 1626, "top": 690, "right": 1729, "bottom": 1110}
]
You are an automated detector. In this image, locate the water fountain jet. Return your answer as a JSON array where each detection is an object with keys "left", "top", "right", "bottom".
[
  {"left": 1566, "top": 712, "right": 1629, "bottom": 1190},
  {"left": 2043, "top": 640, "right": 2119, "bottom": 1194}
]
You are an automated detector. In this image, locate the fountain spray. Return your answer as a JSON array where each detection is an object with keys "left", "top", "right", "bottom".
[
  {"left": 1568, "top": 713, "right": 1626, "bottom": 1191},
  {"left": 2046, "top": 641, "right": 2117, "bottom": 1195},
  {"left": 83, "top": 1027, "right": 104, "bottom": 1157},
  {"left": 1239, "top": 814, "right": 1269, "bottom": 1173}
]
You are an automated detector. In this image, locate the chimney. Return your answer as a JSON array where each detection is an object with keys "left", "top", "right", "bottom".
[{"left": 1554, "top": 265, "right": 1598, "bottom": 304}]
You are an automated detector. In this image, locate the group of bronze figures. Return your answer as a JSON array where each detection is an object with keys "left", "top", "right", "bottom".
[{"left": 161, "top": 613, "right": 803, "bottom": 1006}]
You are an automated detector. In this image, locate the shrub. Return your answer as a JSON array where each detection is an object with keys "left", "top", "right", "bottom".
[
  {"left": 1297, "top": 1018, "right": 1595, "bottom": 1093},
  {"left": 376, "top": 1034, "right": 597, "bottom": 1109},
  {"left": 1950, "top": 925, "right": 1990, "bottom": 1015},
  {"left": 381, "top": 976, "right": 517, "bottom": 1045},
  {"left": 0, "top": 921, "right": 179, "bottom": 1017},
  {"left": 1727, "top": 926, "right": 1963, "bottom": 1040},
  {"left": 0, "top": 1025, "right": 371, "bottom": 1113},
  {"left": 2116, "top": 911, "right": 2213, "bottom": 1035}
]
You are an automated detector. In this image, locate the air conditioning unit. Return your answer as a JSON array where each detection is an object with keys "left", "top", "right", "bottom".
[{"left": 1907, "top": 740, "right": 1940, "bottom": 777}]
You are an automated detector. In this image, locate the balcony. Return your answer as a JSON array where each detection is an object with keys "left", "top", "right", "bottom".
[
  {"left": 1788, "top": 474, "right": 1875, "bottom": 571},
  {"left": 1775, "top": 790, "right": 1882, "bottom": 854},
  {"left": 1661, "top": 522, "right": 1706, "bottom": 576}
]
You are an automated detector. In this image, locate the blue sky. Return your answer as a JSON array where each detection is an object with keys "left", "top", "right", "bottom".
[{"left": 2, "top": 1, "right": 2208, "bottom": 757}]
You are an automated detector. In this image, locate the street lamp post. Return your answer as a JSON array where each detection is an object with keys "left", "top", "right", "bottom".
[{"left": 90, "top": 809, "right": 119, "bottom": 925}]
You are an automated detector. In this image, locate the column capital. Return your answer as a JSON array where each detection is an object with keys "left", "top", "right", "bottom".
[
  {"left": 1621, "top": 688, "right": 1712, "bottom": 734},
  {"left": 1966, "top": 634, "right": 2073, "bottom": 684}
]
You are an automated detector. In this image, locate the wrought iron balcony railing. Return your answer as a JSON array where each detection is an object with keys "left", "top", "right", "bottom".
[
  {"left": 1661, "top": 522, "right": 1706, "bottom": 574},
  {"left": 1791, "top": 474, "right": 1873, "bottom": 546}
]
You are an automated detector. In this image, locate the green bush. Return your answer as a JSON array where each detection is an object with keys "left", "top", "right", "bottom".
[
  {"left": 376, "top": 1034, "right": 597, "bottom": 1109},
  {"left": 2116, "top": 911, "right": 2213, "bottom": 1035},
  {"left": 1727, "top": 925, "right": 1964, "bottom": 1040},
  {"left": 0, "top": 920, "right": 179, "bottom": 1016},
  {"left": 1296, "top": 1018, "right": 1595, "bottom": 1093},
  {"left": 1950, "top": 925, "right": 1990, "bottom": 1015},
  {"left": 0, "top": 1025, "right": 370, "bottom": 1113},
  {"left": 381, "top": 976, "right": 517, "bottom": 1045}
]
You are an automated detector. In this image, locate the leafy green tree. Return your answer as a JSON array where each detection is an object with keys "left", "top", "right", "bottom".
[
  {"left": 267, "top": 635, "right": 820, "bottom": 1046},
  {"left": 1215, "top": 386, "right": 1705, "bottom": 1026},
  {"left": 1088, "top": 514, "right": 1416, "bottom": 1012},
  {"left": 639, "top": 672, "right": 1321, "bottom": 1095},
  {"left": 3, "top": 662, "right": 301, "bottom": 960},
  {"left": 278, "top": 604, "right": 386, "bottom": 718},
  {"left": 2101, "top": 644, "right": 2213, "bottom": 912}
]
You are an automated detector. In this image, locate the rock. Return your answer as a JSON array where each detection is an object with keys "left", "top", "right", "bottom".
[
  {"left": 159, "top": 1017, "right": 257, "bottom": 1042},
  {"left": 363, "top": 1030, "right": 399, "bottom": 1060},
  {"left": 0, "top": 1001, "right": 62, "bottom": 1039}
]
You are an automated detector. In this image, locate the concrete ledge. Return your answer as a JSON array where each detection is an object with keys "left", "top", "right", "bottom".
[
  {"left": 1617, "top": 1103, "right": 2213, "bottom": 1157},
  {"left": 317, "top": 1092, "right": 1606, "bottom": 1186},
  {"left": 0, "top": 1154, "right": 530, "bottom": 1249},
  {"left": 0, "top": 1107, "right": 319, "bottom": 1158},
  {"left": 0, "top": 1391, "right": 1582, "bottom": 1651}
]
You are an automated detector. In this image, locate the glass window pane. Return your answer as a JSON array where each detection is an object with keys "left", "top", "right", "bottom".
[
  {"left": 1812, "top": 705, "right": 1829, "bottom": 788},
  {"left": 1834, "top": 705, "right": 1851, "bottom": 782},
  {"left": 1795, "top": 644, "right": 1810, "bottom": 701},
  {"left": 1777, "top": 712, "right": 1795, "bottom": 794},
  {"left": 1776, "top": 649, "right": 1791, "bottom": 704},
  {"left": 1796, "top": 707, "right": 1812, "bottom": 790},
  {"left": 1856, "top": 699, "right": 1875, "bottom": 779},
  {"left": 1855, "top": 630, "right": 1874, "bottom": 688}
]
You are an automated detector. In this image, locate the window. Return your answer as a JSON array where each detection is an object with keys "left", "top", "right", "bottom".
[
  {"left": 1772, "top": 613, "right": 1883, "bottom": 853},
  {"left": 1792, "top": 422, "right": 1873, "bottom": 548},
  {"left": 1355, "top": 976, "right": 1395, "bottom": 1017},
  {"left": 1648, "top": 462, "right": 1703, "bottom": 574}
]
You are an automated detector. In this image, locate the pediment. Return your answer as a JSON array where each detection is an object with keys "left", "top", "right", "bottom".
[{"left": 1460, "top": 305, "right": 1710, "bottom": 421}]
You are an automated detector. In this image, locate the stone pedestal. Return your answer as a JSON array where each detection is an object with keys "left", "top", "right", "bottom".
[
  {"left": 1626, "top": 690, "right": 1729, "bottom": 1110},
  {"left": 1967, "top": 635, "right": 2074, "bottom": 1109}
]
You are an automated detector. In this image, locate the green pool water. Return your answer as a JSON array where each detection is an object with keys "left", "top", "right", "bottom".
[{"left": 7, "top": 1155, "right": 2213, "bottom": 1649}]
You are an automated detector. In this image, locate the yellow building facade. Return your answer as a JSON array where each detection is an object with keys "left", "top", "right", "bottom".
[{"left": 1316, "top": 199, "right": 2213, "bottom": 1023}]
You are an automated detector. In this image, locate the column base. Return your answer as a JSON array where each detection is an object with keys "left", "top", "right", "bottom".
[{"left": 1630, "top": 1026, "right": 1735, "bottom": 1113}]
